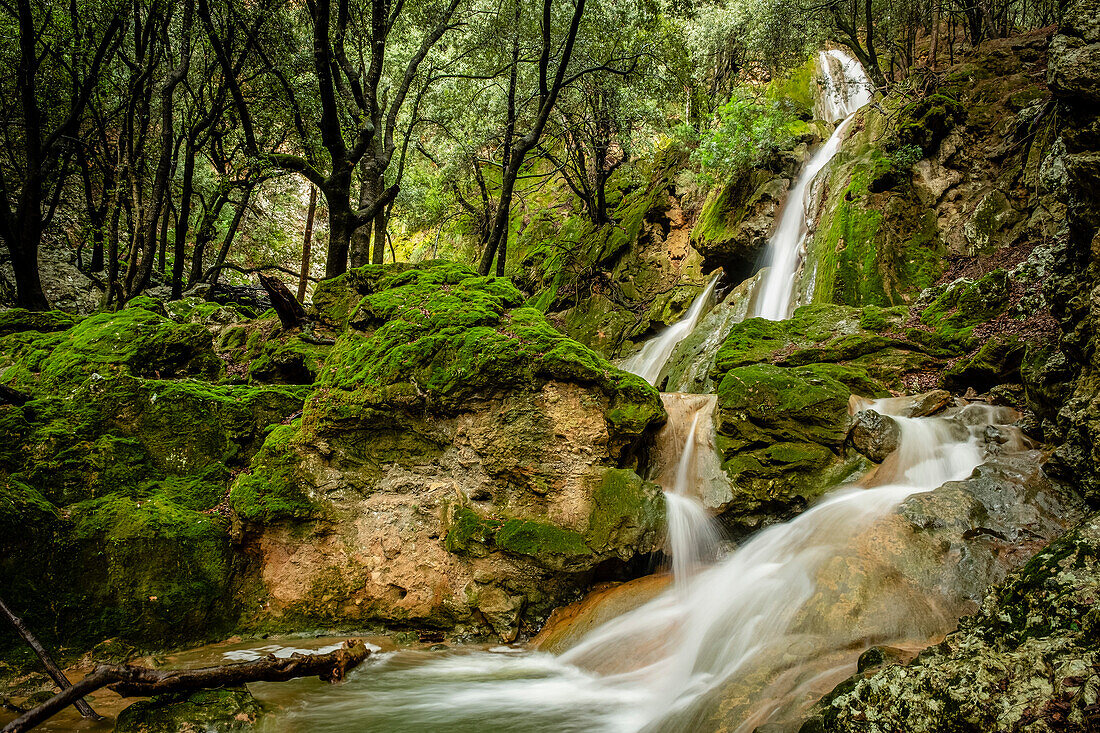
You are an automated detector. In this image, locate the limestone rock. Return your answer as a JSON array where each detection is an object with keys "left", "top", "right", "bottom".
[
  {"left": 848, "top": 409, "right": 900, "bottom": 462},
  {"left": 231, "top": 263, "right": 667, "bottom": 641}
]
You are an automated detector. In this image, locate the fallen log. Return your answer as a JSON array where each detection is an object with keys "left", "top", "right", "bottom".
[
  {"left": 0, "top": 596, "right": 100, "bottom": 722},
  {"left": 1, "top": 639, "right": 369, "bottom": 733}
]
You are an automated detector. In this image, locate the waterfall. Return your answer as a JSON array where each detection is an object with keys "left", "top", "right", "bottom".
[
  {"left": 276, "top": 403, "right": 1005, "bottom": 733},
  {"left": 651, "top": 394, "right": 728, "bottom": 585},
  {"left": 266, "top": 50, "right": 914, "bottom": 733},
  {"left": 618, "top": 276, "right": 720, "bottom": 385},
  {"left": 751, "top": 50, "right": 873, "bottom": 321}
]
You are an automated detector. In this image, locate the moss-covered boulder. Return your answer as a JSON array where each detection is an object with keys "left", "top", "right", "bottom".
[
  {"left": 0, "top": 307, "right": 310, "bottom": 656},
  {"left": 704, "top": 303, "right": 946, "bottom": 532},
  {"left": 114, "top": 687, "right": 267, "bottom": 732},
  {"left": 0, "top": 306, "right": 222, "bottom": 392},
  {"left": 230, "top": 263, "right": 666, "bottom": 641},
  {"left": 0, "top": 308, "right": 78, "bottom": 337}
]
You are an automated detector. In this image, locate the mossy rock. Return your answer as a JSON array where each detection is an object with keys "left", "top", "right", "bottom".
[
  {"left": 896, "top": 93, "right": 967, "bottom": 152},
  {"left": 2, "top": 307, "right": 223, "bottom": 392},
  {"left": 308, "top": 262, "right": 663, "bottom": 446},
  {"left": 711, "top": 304, "right": 917, "bottom": 394},
  {"left": 909, "top": 270, "right": 1012, "bottom": 355},
  {"left": 114, "top": 687, "right": 266, "bottom": 732},
  {"left": 443, "top": 468, "right": 663, "bottom": 571},
  {"left": 716, "top": 363, "right": 853, "bottom": 449},
  {"left": 229, "top": 423, "right": 319, "bottom": 523},
  {"left": 805, "top": 112, "right": 946, "bottom": 309},
  {"left": 54, "top": 494, "right": 237, "bottom": 649},
  {"left": 0, "top": 308, "right": 78, "bottom": 337},
  {"left": 942, "top": 334, "right": 1025, "bottom": 393}
]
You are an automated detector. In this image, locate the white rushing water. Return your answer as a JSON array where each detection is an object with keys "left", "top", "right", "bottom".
[
  {"left": 265, "top": 50, "right": 901, "bottom": 733},
  {"left": 273, "top": 405, "right": 994, "bottom": 733},
  {"left": 652, "top": 394, "right": 726, "bottom": 586},
  {"left": 751, "top": 50, "right": 873, "bottom": 321},
  {"left": 618, "top": 276, "right": 720, "bottom": 385}
]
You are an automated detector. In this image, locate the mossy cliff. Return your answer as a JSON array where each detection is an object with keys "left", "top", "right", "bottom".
[
  {"left": 803, "top": 32, "right": 1058, "bottom": 310},
  {"left": 227, "top": 263, "right": 666, "bottom": 642},
  {"left": 0, "top": 305, "right": 307, "bottom": 655}
]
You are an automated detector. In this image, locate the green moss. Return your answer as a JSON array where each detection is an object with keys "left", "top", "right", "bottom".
[
  {"left": 229, "top": 423, "right": 317, "bottom": 523},
  {"left": 0, "top": 308, "right": 78, "bottom": 337},
  {"left": 910, "top": 270, "right": 1011, "bottom": 355},
  {"left": 495, "top": 518, "right": 591, "bottom": 559},
  {"left": 585, "top": 468, "right": 665, "bottom": 551},
  {"left": 53, "top": 494, "right": 236, "bottom": 648},
  {"left": 717, "top": 363, "right": 852, "bottom": 449},
  {"left": 896, "top": 93, "right": 967, "bottom": 152},
  {"left": 443, "top": 506, "right": 498, "bottom": 554},
  {"left": 4, "top": 307, "right": 222, "bottom": 393},
  {"left": 115, "top": 687, "right": 266, "bottom": 732}
]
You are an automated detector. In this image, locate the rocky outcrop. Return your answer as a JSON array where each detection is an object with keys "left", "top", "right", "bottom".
[
  {"left": 816, "top": 509, "right": 1100, "bottom": 733},
  {"left": 229, "top": 263, "right": 667, "bottom": 641},
  {"left": 804, "top": 32, "right": 1059, "bottom": 309},
  {"left": 0, "top": 304, "right": 307, "bottom": 653},
  {"left": 1045, "top": 0, "right": 1100, "bottom": 504}
]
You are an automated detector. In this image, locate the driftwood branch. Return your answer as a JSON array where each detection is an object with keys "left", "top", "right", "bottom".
[
  {"left": 0, "top": 596, "right": 101, "bottom": 722},
  {"left": 1, "top": 640, "right": 370, "bottom": 733}
]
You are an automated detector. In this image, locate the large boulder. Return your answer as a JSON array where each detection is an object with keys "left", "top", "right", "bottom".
[
  {"left": 230, "top": 263, "right": 667, "bottom": 641},
  {"left": 0, "top": 307, "right": 307, "bottom": 653},
  {"left": 818, "top": 508, "right": 1100, "bottom": 733}
]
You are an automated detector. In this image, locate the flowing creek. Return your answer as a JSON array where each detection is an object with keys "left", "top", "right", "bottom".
[{"left": 21, "top": 51, "right": 1063, "bottom": 733}]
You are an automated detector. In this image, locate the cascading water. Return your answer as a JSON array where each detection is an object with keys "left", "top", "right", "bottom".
[
  {"left": 264, "top": 404, "right": 1004, "bottom": 733},
  {"left": 651, "top": 394, "right": 727, "bottom": 585},
  {"left": 248, "top": 50, "right": 944, "bottom": 733},
  {"left": 751, "top": 50, "right": 873, "bottom": 321},
  {"left": 618, "top": 276, "right": 720, "bottom": 385}
]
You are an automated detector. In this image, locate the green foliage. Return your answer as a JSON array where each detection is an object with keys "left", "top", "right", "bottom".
[{"left": 691, "top": 94, "right": 802, "bottom": 183}]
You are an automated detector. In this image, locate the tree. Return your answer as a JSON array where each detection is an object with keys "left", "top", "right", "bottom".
[
  {"left": 0, "top": 0, "right": 123, "bottom": 309},
  {"left": 201, "top": 0, "right": 461, "bottom": 279},
  {"left": 478, "top": 0, "right": 589, "bottom": 276}
]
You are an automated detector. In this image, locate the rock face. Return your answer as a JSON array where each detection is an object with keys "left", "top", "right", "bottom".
[
  {"left": 230, "top": 263, "right": 666, "bottom": 641},
  {"left": 804, "top": 32, "right": 1058, "bottom": 310},
  {"left": 0, "top": 303, "right": 307, "bottom": 653},
  {"left": 0, "top": 262, "right": 665, "bottom": 654},
  {"left": 1045, "top": 0, "right": 1100, "bottom": 504},
  {"left": 817, "top": 509, "right": 1100, "bottom": 733}
]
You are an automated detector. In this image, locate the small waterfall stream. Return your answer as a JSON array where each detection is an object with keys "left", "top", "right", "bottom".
[
  {"left": 751, "top": 50, "right": 873, "bottom": 322},
  {"left": 618, "top": 276, "right": 720, "bottom": 385},
  {"left": 250, "top": 51, "right": 941, "bottom": 733}
]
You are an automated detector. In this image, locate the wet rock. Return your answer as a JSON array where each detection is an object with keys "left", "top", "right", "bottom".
[
  {"left": 692, "top": 169, "right": 790, "bottom": 278},
  {"left": 819, "top": 510, "right": 1100, "bottom": 733},
  {"left": 847, "top": 410, "right": 900, "bottom": 462},
  {"left": 114, "top": 687, "right": 267, "bottom": 732}
]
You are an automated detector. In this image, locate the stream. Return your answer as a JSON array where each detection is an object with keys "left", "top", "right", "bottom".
[{"left": 238, "top": 50, "right": 995, "bottom": 733}]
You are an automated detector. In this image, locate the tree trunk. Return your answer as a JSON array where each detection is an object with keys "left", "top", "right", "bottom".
[
  {"left": 259, "top": 272, "right": 307, "bottom": 329},
  {"left": 171, "top": 143, "right": 197, "bottom": 299},
  {"left": 325, "top": 194, "right": 354, "bottom": 279},
  {"left": 9, "top": 213, "right": 49, "bottom": 311},
  {"left": 298, "top": 185, "right": 318, "bottom": 301}
]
